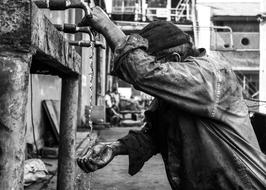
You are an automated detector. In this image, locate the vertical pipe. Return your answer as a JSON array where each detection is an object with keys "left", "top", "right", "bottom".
[
  {"left": 0, "top": 52, "right": 31, "bottom": 190},
  {"left": 192, "top": 0, "right": 199, "bottom": 48},
  {"left": 101, "top": 38, "right": 107, "bottom": 98},
  {"left": 57, "top": 76, "right": 79, "bottom": 190},
  {"left": 77, "top": 74, "right": 82, "bottom": 127},
  {"left": 167, "top": 0, "right": 171, "bottom": 21},
  {"left": 95, "top": 36, "right": 106, "bottom": 105},
  {"left": 186, "top": 2, "right": 190, "bottom": 20},
  {"left": 92, "top": 47, "right": 97, "bottom": 105},
  {"left": 142, "top": 0, "right": 147, "bottom": 22},
  {"left": 243, "top": 75, "right": 246, "bottom": 90},
  {"left": 96, "top": 44, "right": 101, "bottom": 104}
]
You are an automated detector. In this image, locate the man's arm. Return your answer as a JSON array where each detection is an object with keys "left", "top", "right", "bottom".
[
  {"left": 117, "top": 122, "right": 158, "bottom": 175},
  {"left": 77, "top": 122, "right": 158, "bottom": 174},
  {"left": 78, "top": 7, "right": 247, "bottom": 126},
  {"left": 78, "top": 7, "right": 220, "bottom": 119},
  {"left": 78, "top": 6, "right": 126, "bottom": 51}
]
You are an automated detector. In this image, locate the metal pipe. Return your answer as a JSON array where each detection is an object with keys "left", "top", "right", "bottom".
[
  {"left": 54, "top": 24, "right": 95, "bottom": 41},
  {"left": 69, "top": 40, "right": 106, "bottom": 49},
  {"left": 34, "top": 0, "right": 92, "bottom": 17},
  {"left": 69, "top": 40, "right": 93, "bottom": 47},
  {"left": 191, "top": 0, "right": 199, "bottom": 47},
  {"left": 57, "top": 77, "right": 79, "bottom": 190}
]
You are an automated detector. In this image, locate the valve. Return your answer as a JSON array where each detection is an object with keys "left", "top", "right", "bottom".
[{"left": 34, "top": 0, "right": 92, "bottom": 17}]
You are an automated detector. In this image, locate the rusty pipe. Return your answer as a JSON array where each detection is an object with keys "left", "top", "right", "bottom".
[
  {"left": 69, "top": 40, "right": 105, "bottom": 49},
  {"left": 54, "top": 24, "right": 95, "bottom": 42},
  {"left": 34, "top": 0, "right": 92, "bottom": 17},
  {"left": 54, "top": 24, "right": 106, "bottom": 48}
]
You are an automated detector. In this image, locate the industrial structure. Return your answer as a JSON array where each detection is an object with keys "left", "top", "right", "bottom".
[{"left": 0, "top": 0, "right": 265, "bottom": 189}]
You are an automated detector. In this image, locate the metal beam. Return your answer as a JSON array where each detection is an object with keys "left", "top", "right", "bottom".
[{"left": 57, "top": 77, "right": 79, "bottom": 190}]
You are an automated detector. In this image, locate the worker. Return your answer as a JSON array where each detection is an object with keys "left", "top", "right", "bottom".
[
  {"left": 105, "top": 90, "right": 121, "bottom": 125},
  {"left": 77, "top": 7, "right": 266, "bottom": 189},
  {"left": 110, "top": 86, "right": 120, "bottom": 112}
]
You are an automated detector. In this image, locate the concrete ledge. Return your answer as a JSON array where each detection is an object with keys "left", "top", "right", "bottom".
[{"left": 0, "top": 0, "right": 81, "bottom": 76}]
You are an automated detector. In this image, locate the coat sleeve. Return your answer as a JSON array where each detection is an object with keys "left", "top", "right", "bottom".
[
  {"left": 118, "top": 99, "right": 160, "bottom": 175},
  {"left": 112, "top": 34, "right": 219, "bottom": 118},
  {"left": 118, "top": 122, "right": 158, "bottom": 175}
]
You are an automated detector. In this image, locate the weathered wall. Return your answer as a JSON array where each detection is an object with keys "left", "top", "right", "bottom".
[{"left": 0, "top": 52, "right": 32, "bottom": 190}]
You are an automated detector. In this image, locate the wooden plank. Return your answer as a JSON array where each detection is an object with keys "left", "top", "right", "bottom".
[{"left": 42, "top": 100, "right": 61, "bottom": 143}]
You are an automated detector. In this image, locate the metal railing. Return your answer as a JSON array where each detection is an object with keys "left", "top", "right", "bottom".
[
  {"left": 111, "top": 0, "right": 191, "bottom": 22},
  {"left": 146, "top": 0, "right": 191, "bottom": 21}
]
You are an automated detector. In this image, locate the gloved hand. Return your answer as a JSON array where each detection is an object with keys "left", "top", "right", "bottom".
[
  {"left": 78, "top": 6, "right": 110, "bottom": 33},
  {"left": 77, "top": 142, "right": 117, "bottom": 173},
  {"left": 78, "top": 6, "right": 126, "bottom": 51}
]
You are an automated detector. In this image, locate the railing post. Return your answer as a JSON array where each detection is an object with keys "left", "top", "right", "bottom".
[
  {"left": 0, "top": 52, "right": 32, "bottom": 190},
  {"left": 57, "top": 76, "right": 79, "bottom": 190}
]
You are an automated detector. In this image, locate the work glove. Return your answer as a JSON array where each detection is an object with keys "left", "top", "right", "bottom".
[
  {"left": 78, "top": 6, "right": 110, "bottom": 33},
  {"left": 78, "top": 6, "right": 126, "bottom": 51},
  {"left": 77, "top": 142, "right": 116, "bottom": 173}
]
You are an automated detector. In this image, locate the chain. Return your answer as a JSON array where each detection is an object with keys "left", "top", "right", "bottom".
[
  {"left": 75, "top": 34, "right": 95, "bottom": 190},
  {"left": 75, "top": 172, "right": 92, "bottom": 190},
  {"left": 87, "top": 39, "right": 95, "bottom": 189},
  {"left": 89, "top": 40, "right": 94, "bottom": 133}
]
